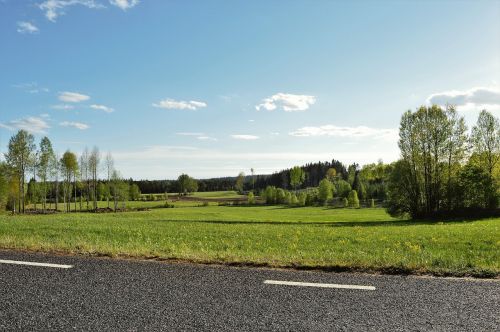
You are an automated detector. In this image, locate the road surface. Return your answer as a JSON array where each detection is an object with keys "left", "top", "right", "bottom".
[{"left": 0, "top": 250, "right": 498, "bottom": 331}]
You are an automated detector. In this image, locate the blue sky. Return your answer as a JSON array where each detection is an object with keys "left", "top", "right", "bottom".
[{"left": 1, "top": 0, "right": 499, "bottom": 179}]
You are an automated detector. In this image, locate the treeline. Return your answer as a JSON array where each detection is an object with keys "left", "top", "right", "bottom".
[
  {"left": 0, "top": 130, "right": 141, "bottom": 213},
  {"left": 132, "top": 160, "right": 350, "bottom": 194}
]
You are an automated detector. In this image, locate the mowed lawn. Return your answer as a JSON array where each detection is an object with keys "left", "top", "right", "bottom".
[{"left": 0, "top": 205, "right": 498, "bottom": 277}]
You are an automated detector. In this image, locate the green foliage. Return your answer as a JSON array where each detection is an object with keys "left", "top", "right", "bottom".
[
  {"left": 325, "top": 168, "right": 337, "bottom": 182},
  {"left": 290, "top": 193, "right": 298, "bottom": 205},
  {"left": 471, "top": 110, "right": 500, "bottom": 179},
  {"left": 335, "top": 179, "right": 351, "bottom": 198},
  {"left": 386, "top": 106, "right": 498, "bottom": 218},
  {"left": 0, "top": 163, "right": 9, "bottom": 210},
  {"left": 347, "top": 190, "right": 360, "bottom": 208},
  {"left": 178, "top": 174, "right": 198, "bottom": 195},
  {"left": 247, "top": 192, "right": 255, "bottom": 205},
  {"left": 235, "top": 172, "right": 245, "bottom": 193},
  {"left": 318, "top": 178, "right": 333, "bottom": 204},
  {"left": 370, "top": 198, "right": 375, "bottom": 208},
  {"left": 264, "top": 186, "right": 276, "bottom": 204},
  {"left": 458, "top": 163, "right": 496, "bottom": 209},
  {"left": 129, "top": 184, "right": 141, "bottom": 201},
  {"left": 276, "top": 188, "right": 286, "bottom": 204},
  {"left": 298, "top": 192, "right": 307, "bottom": 206},
  {"left": 289, "top": 166, "right": 306, "bottom": 190},
  {"left": 343, "top": 197, "right": 348, "bottom": 208},
  {"left": 284, "top": 191, "right": 292, "bottom": 205}
]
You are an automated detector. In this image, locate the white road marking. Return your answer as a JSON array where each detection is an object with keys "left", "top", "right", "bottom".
[
  {"left": 0, "top": 259, "right": 73, "bottom": 269},
  {"left": 264, "top": 280, "right": 376, "bottom": 290}
]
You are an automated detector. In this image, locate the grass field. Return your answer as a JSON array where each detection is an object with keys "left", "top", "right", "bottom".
[
  {"left": 191, "top": 191, "right": 244, "bottom": 199},
  {"left": 0, "top": 204, "right": 498, "bottom": 277}
]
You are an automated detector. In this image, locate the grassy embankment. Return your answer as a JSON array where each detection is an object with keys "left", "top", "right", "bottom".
[{"left": 1, "top": 198, "right": 498, "bottom": 277}]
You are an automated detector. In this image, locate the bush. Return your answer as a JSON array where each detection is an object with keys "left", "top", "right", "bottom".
[
  {"left": 284, "top": 191, "right": 292, "bottom": 205},
  {"left": 347, "top": 190, "right": 360, "bottom": 208},
  {"left": 291, "top": 193, "right": 298, "bottom": 205},
  {"left": 276, "top": 188, "right": 286, "bottom": 204},
  {"left": 247, "top": 192, "right": 255, "bottom": 205},
  {"left": 264, "top": 186, "right": 276, "bottom": 204},
  {"left": 298, "top": 192, "right": 307, "bottom": 206},
  {"left": 370, "top": 198, "right": 375, "bottom": 208},
  {"left": 318, "top": 178, "right": 333, "bottom": 204},
  {"left": 342, "top": 197, "right": 348, "bottom": 208},
  {"left": 335, "top": 179, "right": 352, "bottom": 198}
]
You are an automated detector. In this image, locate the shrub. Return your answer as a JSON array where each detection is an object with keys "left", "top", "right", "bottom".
[
  {"left": 318, "top": 178, "right": 333, "bottom": 204},
  {"left": 298, "top": 192, "right": 307, "bottom": 206},
  {"left": 347, "top": 190, "right": 360, "bottom": 208},
  {"left": 276, "top": 188, "right": 286, "bottom": 204},
  {"left": 284, "top": 191, "right": 292, "bottom": 205},
  {"left": 342, "top": 197, "right": 348, "bottom": 208},
  {"left": 264, "top": 186, "right": 276, "bottom": 204},
  {"left": 335, "top": 179, "right": 352, "bottom": 198},
  {"left": 370, "top": 198, "right": 375, "bottom": 208},
  {"left": 291, "top": 193, "right": 298, "bottom": 205},
  {"left": 247, "top": 192, "right": 255, "bottom": 205}
]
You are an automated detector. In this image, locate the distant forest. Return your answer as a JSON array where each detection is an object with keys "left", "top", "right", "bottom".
[{"left": 132, "top": 159, "right": 348, "bottom": 194}]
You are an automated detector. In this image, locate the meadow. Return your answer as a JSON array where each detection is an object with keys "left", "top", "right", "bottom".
[{"left": 1, "top": 198, "right": 498, "bottom": 277}]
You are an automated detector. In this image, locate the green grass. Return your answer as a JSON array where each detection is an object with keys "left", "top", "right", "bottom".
[
  {"left": 190, "top": 191, "right": 244, "bottom": 199},
  {"left": 0, "top": 205, "right": 498, "bottom": 277}
]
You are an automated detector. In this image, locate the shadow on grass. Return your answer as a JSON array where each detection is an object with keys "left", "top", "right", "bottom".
[{"left": 152, "top": 218, "right": 485, "bottom": 227}]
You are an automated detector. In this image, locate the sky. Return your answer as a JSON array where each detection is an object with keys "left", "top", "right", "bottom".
[{"left": 0, "top": 0, "right": 499, "bottom": 179}]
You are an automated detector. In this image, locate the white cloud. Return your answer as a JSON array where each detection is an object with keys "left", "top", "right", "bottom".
[
  {"left": 59, "top": 91, "right": 90, "bottom": 103},
  {"left": 427, "top": 86, "right": 500, "bottom": 107},
  {"left": 289, "top": 125, "right": 398, "bottom": 141},
  {"left": 90, "top": 104, "right": 114, "bottom": 113},
  {"left": 256, "top": 93, "right": 316, "bottom": 112},
  {"left": 231, "top": 134, "right": 259, "bottom": 140},
  {"left": 0, "top": 116, "right": 50, "bottom": 134},
  {"left": 153, "top": 99, "right": 207, "bottom": 111},
  {"left": 197, "top": 136, "right": 217, "bottom": 141},
  {"left": 17, "top": 21, "right": 39, "bottom": 34},
  {"left": 39, "top": 0, "right": 104, "bottom": 22},
  {"left": 13, "top": 82, "right": 48, "bottom": 93},
  {"left": 109, "top": 0, "right": 139, "bottom": 10},
  {"left": 51, "top": 104, "right": 75, "bottom": 110},
  {"left": 59, "top": 121, "right": 89, "bottom": 130}
]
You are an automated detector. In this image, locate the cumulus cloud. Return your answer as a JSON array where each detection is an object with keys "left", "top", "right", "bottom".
[
  {"left": 153, "top": 99, "right": 207, "bottom": 110},
  {"left": 17, "top": 21, "right": 39, "bottom": 34},
  {"left": 256, "top": 93, "right": 316, "bottom": 112},
  {"left": 427, "top": 86, "right": 500, "bottom": 107},
  {"left": 0, "top": 116, "right": 50, "bottom": 134},
  {"left": 39, "top": 0, "right": 104, "bottom": 22},
  {"left": 90, "top": 104, "right": 114, "bottom": 113},
  {"left": 59, "top": 121, "right": 89, "bottom": 130},
  {"left": 109, "top": 0, "right": 139, "bottom": 10},
  {"left": 231, "top": 134, "right": 259, "bottom": 140},
  {"left": 59, "top": 91, "right": 90, "bottom": 103},
  {"left": 289, "top": 125, "right": 398, "bottom": 141}
]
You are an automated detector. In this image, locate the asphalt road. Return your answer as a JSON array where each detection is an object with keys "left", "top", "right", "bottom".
[{"left": 0, "top": 250, "right": 498, "bottom": 331}]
